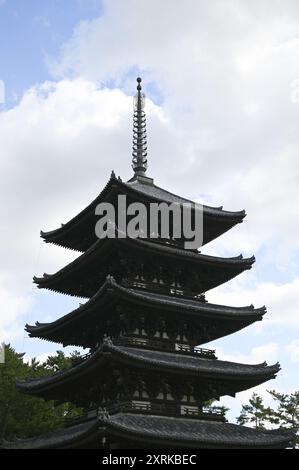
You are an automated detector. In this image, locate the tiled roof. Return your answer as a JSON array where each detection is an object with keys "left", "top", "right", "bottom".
[
  {"left": 17, "top": 343, "right": 279, "bottom": 395},
  {"left": 1, "top": 419, "right": 102, "bottom": 450},
  {"left": 26, "top": 277, "right": 265, "bottom": 340},
  {"left": 103, "top": 412, "right": 296, "bottom": 449},
  {"left": 2, "top": 414, "right": 294, "bottom": 449},
  {"left": 33, "top": 235, "right": 255, "bottom": 297},
  {"left": 41, "top": 174, "right": 246, "bottom": 251}
]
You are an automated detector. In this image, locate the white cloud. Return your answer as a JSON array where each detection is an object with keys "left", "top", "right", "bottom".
[
  {"left": 0, "top": 80, "right": 128, "bottom": 276},
  {"left": 220, "top": 379, "right": 299, "bottom": 424},
  {"left": 213, "top": 342, "right": 297, "bottom": 423},
  {"left": 286, "top": 340, "right": 299, "bottom": 363},
  {"left": 214, "top": 344, "right": 280, "bottom": 422},
  {"left": 24, "top": 352, "right": 54, "bottom": 365},
  {"left": 0, "top": 79, "right": 169, "bottom": 343},
  {"left": 46, "top": 0, "right": 299, "bottom": 255},
  {"left": 24, "top": 346, "right": 86, "bottom": 366},
  {"left": 0, "top": 282, "right": 34, "bottom": 342},
  {"left": 1, "top": 0, "right": 299, "bottom": 398},
  {"left": 207, "top": 342, "right": 279, "bottom": 366},
  {"left": 220, "top": 382, "right": 275, "bottom": 424},
  {"left": 0, "top": 80, "right": 5, "bottom": 104},
  {"left": 209, "top": 277, "right": 299, "bottom": 327}
]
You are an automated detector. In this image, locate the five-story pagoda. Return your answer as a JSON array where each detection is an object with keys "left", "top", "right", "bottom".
[{"left": 7, "top": 78, "right": 295, "bottom": 449}]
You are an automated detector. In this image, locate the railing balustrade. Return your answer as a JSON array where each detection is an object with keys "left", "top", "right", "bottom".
[
  {"left": 65, "top": 401, "right": 226, "bottom": 427},
  {"left": 122, "top": 279, "right": 206, "bottom": 303},
  {"left": 70, "top": 338, "right": 216, "bottom": 365},
  {"left": 115, "top": 336, "right": 216, "bottom": 359}
]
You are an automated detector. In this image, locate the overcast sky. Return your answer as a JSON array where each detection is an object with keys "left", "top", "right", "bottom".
[{"left": 0, "top": 0, "right": 298, "bottom": 421}]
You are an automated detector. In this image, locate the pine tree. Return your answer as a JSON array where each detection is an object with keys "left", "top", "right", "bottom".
[
  {"left": 0, "top": 345, "right": 82, "bottom": 441},
  {"left": 237, "top": 390, "right": 298, "bottom": 447},
  {"left": 237, "top": 393, "right": 270, "bottom": 429}
]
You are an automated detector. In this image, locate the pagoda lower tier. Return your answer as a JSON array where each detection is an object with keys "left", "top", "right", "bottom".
[
  {"left": 26, "top": 276, "right": 266, "bottom": 348},
  {"left": 2, "top": 412, "right": 295, "bottom": 449},
  {"left": 33, "top": 236, "right": 255, "bottom": 298},
  {"left": 40, "top": 172, "right": 246, "bottom": 252},
  {"left": 17, "top": 341, "right": 280, "bottom": 406}
]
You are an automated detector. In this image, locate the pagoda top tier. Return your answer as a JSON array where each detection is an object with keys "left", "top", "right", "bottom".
[
  {"left": 41, "top": 78, "right": 246, "bottom": 252},
  {"left": 41, "top": 172, "right": 246, "bottom": 252}
]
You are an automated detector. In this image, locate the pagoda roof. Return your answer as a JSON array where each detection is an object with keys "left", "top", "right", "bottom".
[
  {"left": 102, "top": 412, "right": 295, "bottom": 449},
  {"left": 41, "top": 173, "right": 246, "bottom": 251},
  {"left": 2, "top": 414, "right": 295, "bottom": 449},
  {"left": 26, "top": 276, "right": 266, "bottom": 346},
  {"left": 17, "top": 342, "right": 279, "bottom": 400},
  {"left": 33, "top": 235, "right": 255, "bottom": 298},
  {"left": 0, "top": 419, "right": 103, "bottom": 450}
]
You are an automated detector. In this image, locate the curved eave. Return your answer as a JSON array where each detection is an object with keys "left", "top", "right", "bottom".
[
  {"left": 109, "top": 346, "right": 280, "bottom": 381},
  {"left": 40, "top": 174, "right": 117, "bottom": 242},
  {"left": 33, "top": 236, "right": 255, "bottom": 292},
  {"left": 1, "top": 419, "right": 102, "bottom": 450},
  {"left": 41, "top": 174, "right": 246, "bottom": 249},
  {"left": 101, "top": 413, "right": 296, "bottom": 449},
  {"left": 17, "top": 343, "right": 280, "bottom": 396},
  {"left": 26, "top": 277, "right": 266, "bottom": 340},
  {"left": 2, "top": 415, "right": 295, "bottom": 449}
]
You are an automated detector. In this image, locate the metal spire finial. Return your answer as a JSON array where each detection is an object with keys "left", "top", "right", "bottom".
[{"left": 132, "top": 77, "right": 148, "bottom": 176}]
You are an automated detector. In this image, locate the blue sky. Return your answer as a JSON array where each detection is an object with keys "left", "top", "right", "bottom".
[
  {"left": 0, "top": 0, "right": 103, "bottom": 106},
  {"left": 0, "top": 0, "right": 298, "bottom": 423},
  {"left": 0, "top": 0, "right": 164, "bottom": 107}
]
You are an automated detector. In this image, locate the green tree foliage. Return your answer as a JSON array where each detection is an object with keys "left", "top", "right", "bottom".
[
  {"left": 266, "top": 390, "right": 299, "bottom": 431},
  {"left": 204, "top": 399, "right": 229, "bottom": 419},
  {"left": 44, "top": 349, "right": 82, "bottom": 372},
  {"left": 0, "top": 345, "right": 82, "bottom": 441},
  {"left": 237, "top": 392, "right": 270, "bottom": 429},
  {"left": 237, "top": 390, "right": 299, "bottom": 447}
]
